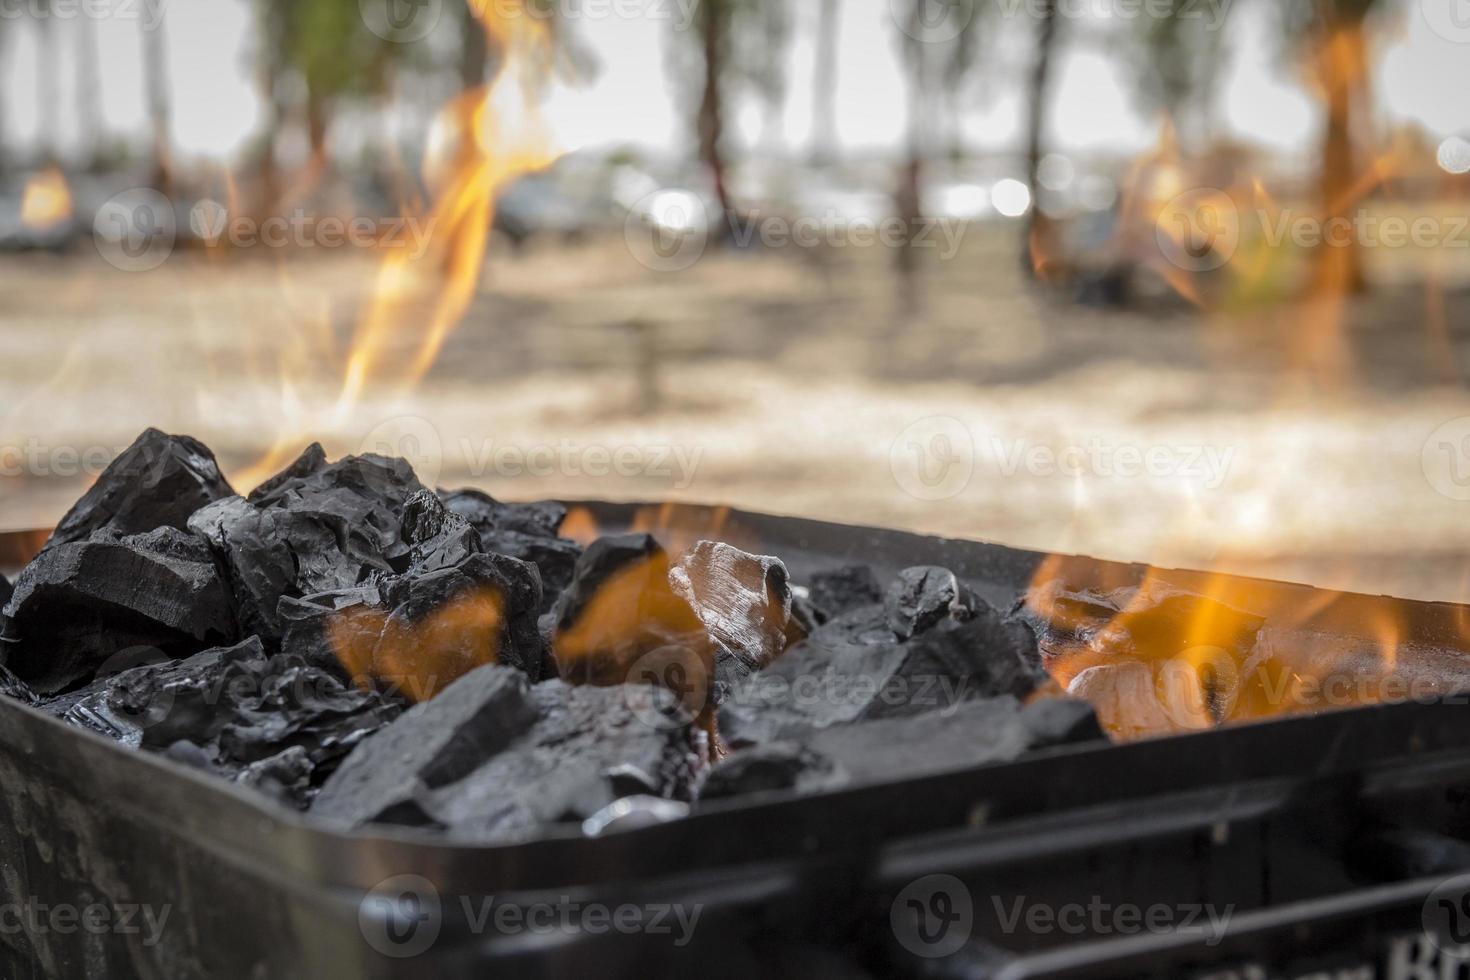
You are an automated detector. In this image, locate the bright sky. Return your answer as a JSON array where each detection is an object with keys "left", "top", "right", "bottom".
[{"left": 0, "top": 0, "right": 1464, "bottom": 166}]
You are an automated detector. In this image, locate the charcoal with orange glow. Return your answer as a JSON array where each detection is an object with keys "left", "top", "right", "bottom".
[
  {"left": 280, "top": 491, "right": 546, "bottom": 700},
  {"left": 441, "top": 488, "right": 582, "bottom": 614},
  {"left": 188, "top": 444, "right": 427, "bottom": 640},
  {"left": 549, "top": 533, "right": 712, "bottom": 690}
]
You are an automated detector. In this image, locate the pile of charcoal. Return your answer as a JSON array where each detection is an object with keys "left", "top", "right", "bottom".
[{"left": 0, "top": 429, "right": 1104, "bottom": 842}]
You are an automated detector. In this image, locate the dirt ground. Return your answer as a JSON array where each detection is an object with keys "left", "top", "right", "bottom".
[{"left": 3, "top": 219, "right": 1470, "bottom": 602}]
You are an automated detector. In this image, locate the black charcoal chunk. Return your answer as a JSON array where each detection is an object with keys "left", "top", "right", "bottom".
[
  {"left": 400, "top": 489, "right": 482, "bottom": 573},
  {"left": 46, "top": 429, "right": 234, "bottom": 549},
  {"left": 278, "top": 547, "right": 545, "bottom": 696},
  {"left": 0, "top": 572, "right": 12, "bottom": 609},
  {"left": 550, "top": 534, "right": 712, "bottom": 693},
  {"left": 720, "top": 599, "right": 1046, "bottom": 747},
  {"left": 315, "top": 665, "right": 702, "bottom": 841},
  {"left": 697, "top": 742, "right": 846, "bottom": 800},
  {"left": 277, "top": 586, "right": 383, "bottom": 673},
  {"left": 440, "top": 488, "right": 567, "bottom": 539},
  {"left": 0, "top": 663, "right": 36, "bottom": 705},
  {"left": 187, "top": 445, "right": 429, "bottom": 641},
  {"left": 377, "top": 551, "right": 546, "bottom": 685},
  {"left": 49, "top": 636, "right": 402, "bottom": 808},
  {"left": 885, "top": 566, "right": 978, "bottom": 640},
  {"left": 1, "top": 527, "right": 237, "bottom": 695},
  {"left": 1020, "top": 697, "right": 1106, "bottom": 747},
  {"left": 805, "top": 565, "right": 882, "bottom": 623},
  {"left": 551, "top": 533, "right": 664, "bottom": 634},
  {"left": 439, "top": 490, "right": 580, "bottom": 612},
  {"left": 705, "top": 697, "right": 1076, "bottom": 802},
  {"left": 477, "top": 530, "right": 580, "bottom": 616}
]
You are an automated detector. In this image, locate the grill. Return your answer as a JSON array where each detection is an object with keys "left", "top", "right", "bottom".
[{"left": 2, "top": 502, "right": 1469, "bottom": 979}]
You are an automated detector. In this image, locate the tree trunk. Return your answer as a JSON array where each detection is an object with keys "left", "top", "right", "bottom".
[
  {"left": 1313, "top": 22, "right": 1367, "bottom": 296},
  {"left": 75, "top": 15, "right": 103, "bottom": 170},
  {"left": 38, "top": 14, "right": 59, "bottom": 163},
  {"left": 141, "top": 16, "right": 172, "bottom": 193},
  {"left": 697, "top": 0, "right": 733, "bottom": 218},
  {"left": 306, "top": 84, "right": 330, "bottom": 167},
  {"left": 1022, "top": 0, "right": 1058, "bottom": 279},
  {"left": 810, "top": 0, "right": 840, "bottom": 166}
]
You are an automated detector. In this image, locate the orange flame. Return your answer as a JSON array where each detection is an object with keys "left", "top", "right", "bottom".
[
  {"left": 1026, "top": 554, "right": 1410, "bottom": 740},
  {"left": 337, "top": 2, "right": 557, "bottom": 412},
  {"left": 230, "top": 0, "right": 562, "bottom": 491}
]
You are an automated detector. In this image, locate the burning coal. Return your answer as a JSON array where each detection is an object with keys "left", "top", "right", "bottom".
[{"left": 0, "top": 428, "right": 1114, "bottom": 837}]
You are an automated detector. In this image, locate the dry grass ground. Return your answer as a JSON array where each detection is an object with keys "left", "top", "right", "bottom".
[{"left": 3, "top": 216, "right": 1470, "bottom": 601}]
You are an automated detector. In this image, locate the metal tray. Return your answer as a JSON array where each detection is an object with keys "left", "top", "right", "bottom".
[{"left": 2, "top": 504, "right": 1468, "bottom": 978}]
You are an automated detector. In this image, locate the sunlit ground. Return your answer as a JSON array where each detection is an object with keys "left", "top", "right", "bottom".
[{"left": 3, "top": 215, "right": 1470, "bottom": 602}]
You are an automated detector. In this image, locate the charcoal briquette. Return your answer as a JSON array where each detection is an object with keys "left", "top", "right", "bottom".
[
  {"left": 46, "top": 429, "right": 235, "bottom": 550},
  {"left": 720, "top": 594, "right": 1047, "bottom": 746},
  {"left": 1, "top": 527, "right": 237, "bottom": 695},
  {"left": 885, "top": 565, "right": 979, "bottom": 640},
  {"left": 440, "top": 488, "right": 568, "bottom": 539},
  {"left": 805, "top": 564, "right": 882, "bottom": 622},
  {"left": 705, "top": 698, "right": 1052, "bottom": 801},
  {"left": 50, "top": 635, "right": 403, "bottom": 808},
  {"left": 314, "top": 664, "right": 702, "bottom": 841}
]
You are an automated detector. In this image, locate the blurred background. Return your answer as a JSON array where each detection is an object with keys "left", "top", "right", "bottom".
[{"left": 0, "top": 0, "right": 1467, "bottom": 601}]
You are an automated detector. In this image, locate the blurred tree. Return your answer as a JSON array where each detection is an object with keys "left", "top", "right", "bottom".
[
  {"left": 809, "top": 0, "right": 840, "bottom": 166},
  {"left": 1281, "top": 0, "right": 1384, "bottom": 295},
  {"left": 671, "top": 0, "right": 792, "bottom": 217},
  {"left": 1123, "top": 0, "right": 1231, "bottom": 148},
  {"left": 75, "top": 15, "right": 103, "bottom": 170},
  {"left": 1022, "top": 0, "right": 1059, "bottom": 279},
  {"left": 37, "top": 4, "right": 60, "bottom": 164},
  {"left": 141, "top": 11, "right": 172, "bottom": 191},
  {"left": 892, "top": 0, "right": 985, "bottom": 311}
]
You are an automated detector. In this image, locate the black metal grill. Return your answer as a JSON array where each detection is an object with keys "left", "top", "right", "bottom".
[{"left": 3, "top": 503, "right": 1470, "bottom": 979}]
